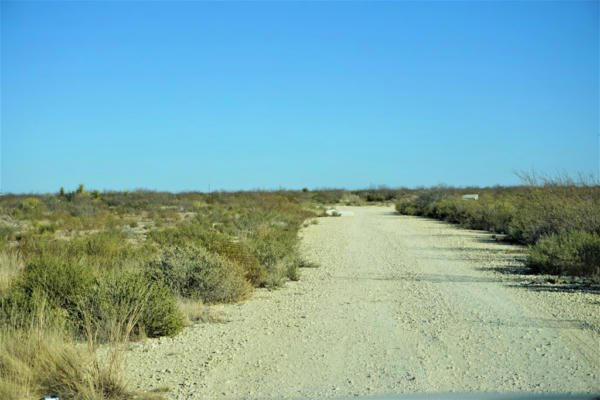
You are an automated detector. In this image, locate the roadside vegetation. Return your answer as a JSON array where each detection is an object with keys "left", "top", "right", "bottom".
[
  {"left": 0, "top": 188, "right": 327, "bottom": 399},
  {"left": 394, "top": 174, "right": 600, "bottom": 278}
]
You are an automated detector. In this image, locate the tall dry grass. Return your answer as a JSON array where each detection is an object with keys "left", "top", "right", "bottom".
[
  {"left": 0, "top": 280, "right": 165, "bottom": 400},
  {"left": 0, "top": 250, "right": 24, "bottom": 295}
]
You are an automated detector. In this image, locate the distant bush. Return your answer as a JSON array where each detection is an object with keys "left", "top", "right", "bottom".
[
  {"left": 146, "top": 245, "right": 251, "bottom": 304},
  {"left": 395, "top": 199, "right": 419, "bottom": 216},
  {"left": 528, "top": 231, "right": 600, "bottom": 277},
  {"left": 311, "top": 191, "right": 343, "bottom": 204},
  {"left": 16, "top": 230, "right": 155, "bottom": 272},
  {"left": 365, "top": 192, "right": 387, "bottom": 202}
]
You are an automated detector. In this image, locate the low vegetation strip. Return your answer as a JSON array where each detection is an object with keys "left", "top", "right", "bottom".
[{"left": 394, "top": 176, "right": 600, "bottom": 278}]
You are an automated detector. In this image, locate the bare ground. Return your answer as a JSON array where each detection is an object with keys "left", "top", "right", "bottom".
[{"left": 124, "top": 206, "right": 599, "bottom": 399}]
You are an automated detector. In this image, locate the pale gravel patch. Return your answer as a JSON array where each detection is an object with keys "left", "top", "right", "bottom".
[{"left": 123, "top": 206, "right": 599, "bottom": 399}]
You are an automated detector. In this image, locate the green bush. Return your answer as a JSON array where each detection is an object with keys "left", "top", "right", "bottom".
[
  {"left": 365, "top": 192, "right": 386, "bottom": 202},
  {"left": 19, "top": 257, "right": 94, "bottom": 318},
  {"left": 250, "top": 228, "right": 296, "bottom": 268},
  {"left": 527, "top": 230, "right": 600, "bottom": 277},
  {"left": 146, "top": 245, "right": 251, "bottom": 303},
  {"left": 508, "top": 192, "right": 599, "bottom": 244},
  {"left": 1, "top": 257, "right": 94, "bottom": 331},
  {"left": 16, "top": 230, "right": 155, "bottom": 271},
  {"left": 0, "top": 257, "right": 184, "bottom": 340},
  {"left": 87, "top": 271, "right": 184, "bottom": 339},
  {"left": 395, "top": 199, "right": 419, "bottom": 215},
  {"left": 200, "top": 232, "right": 264, "bottom": 287}
]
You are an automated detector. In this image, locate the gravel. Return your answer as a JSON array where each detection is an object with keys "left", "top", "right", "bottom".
[{"left": 123, "top": 206, "right": 599, "bottom": 399}]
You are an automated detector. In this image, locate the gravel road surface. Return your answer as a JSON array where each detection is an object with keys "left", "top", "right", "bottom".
[{"left": 125, "top": 206, "right": 599, "bottom": 399}]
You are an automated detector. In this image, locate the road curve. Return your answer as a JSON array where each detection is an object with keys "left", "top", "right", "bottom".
[{"left": 125, "top": 206, "right": 599, "bottom": 399}]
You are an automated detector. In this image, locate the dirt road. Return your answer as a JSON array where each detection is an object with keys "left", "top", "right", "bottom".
[{"left": 125, "top": 206, "right": 599, "bottom": 399}]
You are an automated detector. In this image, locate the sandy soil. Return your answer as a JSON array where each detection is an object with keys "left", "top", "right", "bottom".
[{"left": 124, "top": 206, "right": 599, "bottom": 399}]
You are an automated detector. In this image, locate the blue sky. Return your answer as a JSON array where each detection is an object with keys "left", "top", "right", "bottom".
[{"left": 1, "top": 1, "right": 598, "bottom": 193}]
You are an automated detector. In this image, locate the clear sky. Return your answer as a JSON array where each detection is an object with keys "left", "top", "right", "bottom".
[{"left": 1, "top": 1, "right": 598, "bottom": 193}]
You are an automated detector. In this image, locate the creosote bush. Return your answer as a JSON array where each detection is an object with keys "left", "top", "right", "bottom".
[
  {"left": 0, "top": 257, "right": 184, "bottom": 341},
  {"left": 528, "top": 230, "right": 600, "bottom": 277},
  {"left": 147, "top": 245, "right": 251, "bottom": 304}
]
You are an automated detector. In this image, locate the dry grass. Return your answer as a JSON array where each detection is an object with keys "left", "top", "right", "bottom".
[
  {"left": 0, "top": 278, "right": 166, "bottom": 400},
  {"left": 0, "top": 327, "right": 137, "bottom": 400},
  {"left": 0, "top": 250, "right": 24, "bottom": 295},
  {"left": 178, "top": 299, "right": 224, "bottom": 325}
]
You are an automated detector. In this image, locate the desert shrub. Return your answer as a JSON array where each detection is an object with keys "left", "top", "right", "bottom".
[
  {"left": 16, "top": 230, "right": 156, "bottom": 272},
  {"left": 339, "top": 193, "right": 362, "bottom": 205},
  {"left": 146, "top": 245, "right": 251, "bottom": 303},
  {"left": 200, "top": 232, "right": 264, "bottom": 286},
  {"left": 0, "top": 255, "right": 183, "bottom": 340},
  {"left": 414, "top": 186, "right": 456, "bottom": 216},
  {"left": 508, "top": 190, "right": 600, "bottom": 244},
  {"left": 249, "top": 227, "right": 296, "bottom": 269},
  {"left": 86, "top": 271, "right": 184, "bottom": 339},
  {"left": 481, "top": 198, "right": 517, "bottom": 233},
  {"left": 21, "top": 198, "right": 42, "bottom": 214},
  {"left": 527, "top": 230, "right": 600, "bottom": 277},
  {"left": 365, "top": 192, "right": 386, "bottom": 202},
  {"left": 147, "top": 222, "right": 213, "bottom": 248},
  {"left": 248, "top": 228, "right": 301, "bottom": 287},
  {"left": 12, "top": 257, "right": 95, "bottom": 327},
  {"left": 395, "top": 199, "right": 419, "bottom": 215},
  {"left": 311, "top": 190, "right": 343, "bottom": 204}
]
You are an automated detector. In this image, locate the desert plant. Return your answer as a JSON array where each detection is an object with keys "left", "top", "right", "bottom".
[
  {"left": 527, "top": 230, "right": 600, "bottom": 277},
  {"left": 0, "top": 251, "right": 24, "bottom": 296},
  {"left": 146, "top": 245, "right": 251, "bottom": 304},
  {"left": 85, "top": 270, "right": 185, "bottom": 340},
  {"left": 0, "top": 328, "right": 131, "bottom": 400}
]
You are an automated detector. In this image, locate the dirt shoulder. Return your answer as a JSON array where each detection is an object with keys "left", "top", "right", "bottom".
[{"left": 124, "top": 206, "right": 599, "bottom": 399}]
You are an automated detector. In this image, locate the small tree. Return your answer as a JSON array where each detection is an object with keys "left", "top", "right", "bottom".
[
  {"left": 59, "top": 186, "right": 65, "bottom": 196},
  {"left": 76, "top": 184, "right": 85, "bottom": 194}
]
